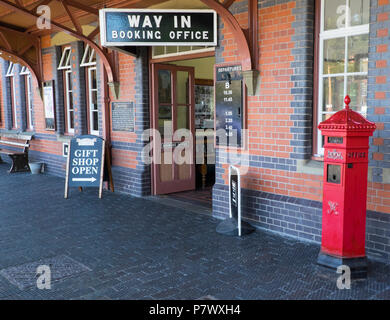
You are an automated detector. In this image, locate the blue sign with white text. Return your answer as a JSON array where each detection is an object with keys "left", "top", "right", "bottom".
[{"left": 68, "top": 135, "right": 104, "bottom": 188}]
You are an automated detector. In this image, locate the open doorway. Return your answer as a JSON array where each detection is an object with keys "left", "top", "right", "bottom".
[{"left": 150, "top": 50, "right": 216, "bottom": 210}]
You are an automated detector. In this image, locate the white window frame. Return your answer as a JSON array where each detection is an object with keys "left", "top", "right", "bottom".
[
  {"left": 5, "top": 62, "right": 17, "bottom": 129},
  {"left": 80, "top": 45, "right": 96, "bottom": 67},
  {"left": 65, "top": 69, "right": 74, "bottom": 134},
  {"left": 20, "top": 66, "right": 30, "bottom": 75},
  {"left": 87, "top": 66, "right": 99, "bottom": 135},
  {"left": 26, "top": 73, "right": 33, "bottom": 130},
  {"left": 316, "top": 0, "right": 369, "bottom": 156},
  {"left": 152, "top": 46, "right": 214, "bottom": 59},
  {"left": 80, "top": 44, "right": 99, "bottom": 135},
  {"left": 20, "top": 67, "right": 33, "bottom": 129},
  {"left": 58, "top": 47, "right": 71, "bottom": 70},
  {"left": 5, "top": 62, "right": 14, "bottom": 77}
]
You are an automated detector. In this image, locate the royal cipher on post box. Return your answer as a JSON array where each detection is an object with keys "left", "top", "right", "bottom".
[{"left": 317, "top": 96, "right": 376, "bottom": 278}]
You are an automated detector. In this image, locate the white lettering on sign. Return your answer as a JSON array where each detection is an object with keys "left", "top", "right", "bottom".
[
  {"left": 128, "top": 15, "right": 164, "bottom": 28},
  {"left": 71, "top": 149, "right": 99, "bottom": 175},
  {"left": 112, "top": 30, "right": 162, "bottom": 40},
  {"left": 231, "top": 180, "right": 237, "bottom": 206},
  {"left": 168, "top": 30, "right": 207, "bottom": 40},
  {"left": 174, "top": 15, "right": 191, "bottom": 28}
]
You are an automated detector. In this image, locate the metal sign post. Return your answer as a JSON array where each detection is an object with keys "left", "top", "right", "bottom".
[
  {"left": 216, "top": 165, "right": 255, "bottom": 236},
  {"left": 64, "top": 135, "right": 105, "bottom": 199}
]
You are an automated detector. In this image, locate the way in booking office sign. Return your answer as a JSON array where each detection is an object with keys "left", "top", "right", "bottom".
[
  {"left": 64, "top": 135, "right": 105, "bottom": 199},
  {"left": 99, "top": 9, "right": 217, "bottom": 46}
]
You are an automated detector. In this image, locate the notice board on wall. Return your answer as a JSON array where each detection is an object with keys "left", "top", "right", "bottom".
[
  {"left": 111, "top": 102, "right": 135, "bottom": 132},
  {"left": 215, "top": 65, "right": 244, "bottom": 148},
  {"left": 43, "top": 80, "right": 56, "bottom": 130}
]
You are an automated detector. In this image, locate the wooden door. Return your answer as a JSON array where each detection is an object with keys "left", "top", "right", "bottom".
[{"left": 151, "top": 63, "right": 196, "bottom": 195}]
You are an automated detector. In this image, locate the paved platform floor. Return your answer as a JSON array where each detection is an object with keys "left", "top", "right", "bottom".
[{"left": 1, "top": 163, "right": 390, "bottom": 300}]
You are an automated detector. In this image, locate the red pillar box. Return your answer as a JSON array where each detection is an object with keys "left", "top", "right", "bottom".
[{"left": 317, "top": 96, "right": 376, "bottom": 278}]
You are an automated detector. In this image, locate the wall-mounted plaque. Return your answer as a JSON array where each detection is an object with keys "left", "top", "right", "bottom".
[
  {"left": 43, "top": 80, "right": 56, "bottom": 130},
  {"left": 111, "top": 102, "right": 135, "bottom": 132},
  {"left": 215, "top": 65, "right": 243, "bottom": 148}
]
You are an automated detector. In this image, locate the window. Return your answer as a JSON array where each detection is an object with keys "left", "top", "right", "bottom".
[
  {"left": 64, "top": 69, "right": 74, "bottom": 133},
  {"left": 87, "top": 67, "right": 99, "bottom": 135},
  {"left": 20, "top": 66, "right": 33, "bottom": 130},
  {"left": 5, "top": 62, "right": 17, "bottom": 129},
  {"left": 316, "top": 0, "right": 369, "bottom": 155},
  {"left": 80, "top": 45, "right": 96, "bottom": 67},
  {"left": 152, "top": 46, "right": 214, "bottom": 59},
  {"left": 81, "top": 45, "right": 99, "bottom": 135},
  {"left": 58, "top": 47, "right": 71, "bottom": 70},
  {"left": 58, "top": 47, "right": 74, "bottom": 133}
]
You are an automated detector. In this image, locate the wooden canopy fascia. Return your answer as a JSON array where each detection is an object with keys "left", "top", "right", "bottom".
[
  {"left": 0, "top": 22, "right": 42, "bottom": 89},
  {"left": 0, "top": 0, "right": 259, "bottom": 95},
  {"left": 0, "top": 0, "right": 117, "bottom": 95}
]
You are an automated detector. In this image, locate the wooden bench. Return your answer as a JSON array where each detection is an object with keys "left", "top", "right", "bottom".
[{"left": 0, "top": 133, "right": 34, "bottom": 173}]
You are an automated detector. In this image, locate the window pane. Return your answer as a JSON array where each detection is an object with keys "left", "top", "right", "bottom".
[
  {"left": 68, "top": 91, "right": 73, "bottom": 112},
  {"left": 158, "top": 70, "right": 171, "bottom": 104},
  {"left": 93, "top": 111, "right": 99, "bottom": 132},
  {"left": 347, "top": 75, "right": 368, "bottom": 114},
  {"left": 350, "top": 0, "right": 370, "bottom": 26},
  {"left": 323, "top": 38, "right": 345, "bottom": 74},
  {"left": 90, "top": 69, "right": 97, "bottom": 89},
  {"left": 177, "top": 105, "right": 189, "bottom": 130},
  {"left": 323, "top": 76, "right": 344, "bottom": 113},
  {"left": 153, "top": 46, "right": 165, "bottom": 56},
  {"left": 347, "top": 34, "right": 369, "bottom": 73},
  {"left": 324, "top": 0, "right": 346, "bottom": 30},
  {"left": 91, "top": 91, "right": 98, "bottom": 110},
  {"left": 176, "top": 71, "right": 189, "bottom": 105},
  {"left": 69, "top": 110, "right": 74, "bottom": 129},
  {"left": 178, "top": 46, "right": 191, "bottom": 52},
  {"left": 158, "top": 105, "right": 172, "bottom": 138},
  {"left": 166, "top": 46, "right": 177, "bottom": 54}
]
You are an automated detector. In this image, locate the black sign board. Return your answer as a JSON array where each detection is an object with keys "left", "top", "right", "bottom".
[
  {"left": 64, "top": 135, "right": 105, "bottom": 199},
  {"left": 112, "top": 102, "right": 135, "bottom": 132},
  {"left": 99, "top": 9, "right": 217, "bottom": 47},
  {"left": 229, "top": 166, "right": 242, "bottom": 235},
  {"left": 230, "top": 167, "right": 239, "bottom": 221},
  {"left": 215, "top": 65, "right": 243, "bottom": 147}
]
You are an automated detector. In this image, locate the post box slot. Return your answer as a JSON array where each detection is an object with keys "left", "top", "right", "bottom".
[
  {"left": 328, "top": 137, "right": 343, "bottom": 144},
  {"left": 327, "top": 164, "right": 341, "bottom": 184}
]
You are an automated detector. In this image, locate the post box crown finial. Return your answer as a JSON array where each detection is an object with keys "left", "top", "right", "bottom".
[
  {"left": 318, "top": 94, "right": 376, "bottom": 131},
  {"left": 344, "top": 95, "right": 351, "bottom": 110}
]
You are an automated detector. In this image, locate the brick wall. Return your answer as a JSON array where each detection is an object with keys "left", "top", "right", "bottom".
[
  {"left": 109, "top": 47, "right": 151, "bottom": 197},
  {"left": 213, "top": 0, "right": 390, "bottom": 262}
]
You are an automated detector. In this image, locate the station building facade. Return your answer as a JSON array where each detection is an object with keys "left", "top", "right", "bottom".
[{"left": 1, "top": 0, "right": 390, "bottom": 262}]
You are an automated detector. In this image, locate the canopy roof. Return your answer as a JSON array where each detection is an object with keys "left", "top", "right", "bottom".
[{"left": 0, "top": 0, "right": 255, "bottom": 94}]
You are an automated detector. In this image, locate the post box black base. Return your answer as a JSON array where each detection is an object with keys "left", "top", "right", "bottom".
[
  {"left": 317, "top": 252, "right": 368, "bottom": 279},
  {"left": 216, "top": 217, "right": 255, "bottom": 236}
]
